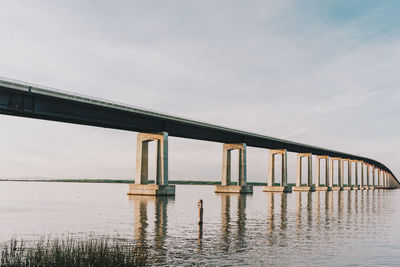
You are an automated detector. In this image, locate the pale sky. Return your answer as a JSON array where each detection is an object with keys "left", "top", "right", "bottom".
[{"left": 0, "top": 0, "right": 399, "bottom": 183}]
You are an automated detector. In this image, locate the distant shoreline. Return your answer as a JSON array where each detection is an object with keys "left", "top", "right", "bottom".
[{"left": 0, "top": 179, "right": 268, "bottom": 186}]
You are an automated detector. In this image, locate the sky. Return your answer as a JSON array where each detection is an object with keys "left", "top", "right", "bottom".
[{"left": 0, "top": 0, "right": 399, "bottom": 183}]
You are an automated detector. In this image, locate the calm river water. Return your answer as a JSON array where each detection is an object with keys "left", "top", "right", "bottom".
[{"left": 0, "top": 181, "right": 399, "bottom": 266}]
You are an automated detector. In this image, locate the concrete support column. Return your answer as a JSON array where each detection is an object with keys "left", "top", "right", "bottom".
[
  {"left": 316, "top": 156, "right": 330, "bottom": 191},
  {"left": 343, "top": 159, "right": 352, "bottom": 190},
  {"left": 294, "top": 153, "right": 314, "bottom": 192},
  {"left": 216, "top": 143, "right": 252, "bottom": 193},
  {"left": 366, "top": 164, "right": 370, "bottom": 189},
  {"left": 128, "top": 132, "right": 175, "bottom": 196},
  {"left": 384, "top": 172, "right": 388, "bottom": 188},
  {"left": 348, "top": 160, "right": 352, "bottom": 186},
  {"left": 263, "top": 149, "right": 291, "bottom": 193},
  {"left": 378, "top": 170, "right": 382, "bottom": 188},
  {"left": 360, "top": 162, "right": 365, "bottom": 189},
  {"left": 134, "top": 132, "right": 168, "bottom": 185},
  {"left": 372, "top": 167, "right": 377, "bottom": 189},
  {"left": 221, "top": 143, "right": 246, "bottom": 186},
  {"left": 353, "top": 160, "right": 359, "bottom": 190},
  {"left": 330, "top": 157, "right": 343, "bottom": 191}
]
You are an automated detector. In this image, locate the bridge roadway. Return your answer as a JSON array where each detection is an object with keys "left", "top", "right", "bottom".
[{"left": 0, "top": 77, "right": 398, "bottom": 194}]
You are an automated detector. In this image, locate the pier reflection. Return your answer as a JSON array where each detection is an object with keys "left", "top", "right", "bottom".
[
  {"left": 295, "top": 192, "right": 313, "bottom": 237},
  {"left": 219, "top": 194, "right": 248, "bottom": 252},
  {"left": 129, "top": 195, "right": 174, "bottom": 264},
  {"left": 266, "top": 193, "right": 288, "bottom": 246}
]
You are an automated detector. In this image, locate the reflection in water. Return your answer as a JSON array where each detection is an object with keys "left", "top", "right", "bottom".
[
  {"left": 220, "top": 194, "right": 231, "bottom": 252},
  {"left": 295, "top": 192, "right": 313, "bottom": 237},
  {"left": 296, "top": 192, "right": 302, "bottom": 232},
  {"left": 237, "top": 194, "right": 246, "bottom": 251},
  {"left": 280, "top": 193, "right": 287, "bottom": 234},
  {"left": 338, "top": 191, "right": 344, "bottom": 228},
  {"left": 267, "top": 193, "right": 274, "bottom": 237},
  {"left": 326, "top": 191, "right": 333, "bottom": 225},
  {"left": 219, "top": 194, "right": 248, "bottom": 252},
  {"left": 125, "top": 188, "right": 395, "bottom": 265},
  {"left": 266, "top": 193, "right": 288, "bottom": 246},
  {"left": 316, "top": 192, "right": 321, "bottom": 228},
  {"left": 129, "top": 195, "right": 174, "bottom": 264},
  {"left": 307, "top": 192, "right": 312, "bottom": 232}
]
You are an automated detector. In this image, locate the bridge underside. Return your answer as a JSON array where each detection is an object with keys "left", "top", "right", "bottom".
[{"left": 0, "top": 79, "right": 398, "bottom": 190}]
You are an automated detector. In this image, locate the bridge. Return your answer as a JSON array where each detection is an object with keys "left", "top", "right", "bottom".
[{"left": 0, "top": 77, "right": 398, "bottom": 195}]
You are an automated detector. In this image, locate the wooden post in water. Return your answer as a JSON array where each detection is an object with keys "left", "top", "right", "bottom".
[
  {"left": 198, "top": 200, "right": 204, "bottom": 225},
  {"left": 198, "top": 199, "right": 204, "bottom": 244}
]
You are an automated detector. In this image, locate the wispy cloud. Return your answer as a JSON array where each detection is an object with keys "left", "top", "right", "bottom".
[{"left": 0, "top": 0, "right": 399, "bottom": 181}]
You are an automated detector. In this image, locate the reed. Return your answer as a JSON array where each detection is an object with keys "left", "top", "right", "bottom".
[{"left": 0, "top": 236, "right": 149, "bottom": 267}]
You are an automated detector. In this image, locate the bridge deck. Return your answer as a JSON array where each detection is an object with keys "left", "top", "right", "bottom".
[{"left": 0, "top": 77, "right": 397, "bottom": 183}]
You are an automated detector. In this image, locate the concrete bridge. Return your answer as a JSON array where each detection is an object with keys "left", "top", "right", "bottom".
[{"left": 0, "top": 77, "right": 398, "bottom": 195}]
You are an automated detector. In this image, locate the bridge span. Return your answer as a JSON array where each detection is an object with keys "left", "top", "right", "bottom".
[{"left": 0, "top": 77, "right": 398, "bottom": 195}]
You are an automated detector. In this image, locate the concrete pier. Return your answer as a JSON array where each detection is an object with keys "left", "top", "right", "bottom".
[
  {"left": 377, "top": 170, "right": 382, "bottom": 189},
  {"left": 330, "top": 157, "right": 343, "bottom": 191},
  {"left": 352, "top": 160, "right": 360, "bottom": 190},
  {"left": 263, "top": 149, "right": 291, "bottom": 193},
  {"left": 359, "top": 161, "right": 365, "bottom": 190},
  {"left": 293, "top": 153, "right": 315, "bottom": 192},
  {"left": 342, "top": 159, "right": 352, "bottom": 190},
  {"left": 316, "top": 155, "right": 331, "bottom": 191},
  {"left": 366, "top": 164, "right": 371, "bottom": 189},
  {"left": 128, "top": 132, "right": 175, "bottom": 196},
  {"left": 215, "top": 143, "right": 253, "bottom": 193}
]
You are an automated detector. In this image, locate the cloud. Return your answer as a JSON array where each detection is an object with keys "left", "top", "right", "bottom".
[{"left": 0, "top": 0, "right": 399, "bottom": 181}]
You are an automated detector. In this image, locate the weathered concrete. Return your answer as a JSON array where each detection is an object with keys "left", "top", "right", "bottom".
[
  {"left": 263, "top": 185, "right": 292, "bottom": 193},
  {"left": 316, "top": 155, "right": 330, "bottom": 190},
  {"left": 353, "top": 160, "right": 360, "bottom": 188},
  {"left": 371, "top": 165, "right": 375, "bottom": 187},
  {"left": 342, "top": 186, "right": 352, "bottom": 190},
  {"left": 315, "top": 186, "right": 331, "bottom": 191},
  {"left": 215, "top": 185, "right": 253, "bottom": 193},
  {"left": 352, "top": 185, "right": 359, "bottom": 190},
  {"left": 127, "top": 184, "right": 175, "bottom": 196},
  {"left": 369, "top": 186, "right": 375, "bottom": 190},
  {"left": 216, "top": 143, "right": 253, "bottom": 194},
  {"left": 360, "top": 161, "right": 365, "bottom": 188},
  {"left": 344, "top": 159, "right": 352, "bottom": 189},
  {"left": 129, "top": 132, "right": 175, "bottom": 196},
  {"left": 330, "top": 157, "right": 343, "bottom": 188},
  {"left": 264, "top": 149, "right": 291, "bottom": 193},
  {"left": 294, "top": 153, "right": 313, "bottom": 192},
  {"left": 366, "top": 164, "right": 371, "bottom": 187},
  {"left": 292, "top": 186, "right": 315, "bottom": 192},
  {"left": 331, "top": 186, "right": 343, "bottom": 191}
]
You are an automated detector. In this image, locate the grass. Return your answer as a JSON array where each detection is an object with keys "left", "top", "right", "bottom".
[{"left": 0, "top": 236, "right": 149, "bottom": 267}]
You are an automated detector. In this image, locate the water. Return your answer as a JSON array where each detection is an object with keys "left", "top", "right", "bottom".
[{"left": 0, "top": 181, "right": 400, "bottom": 266}]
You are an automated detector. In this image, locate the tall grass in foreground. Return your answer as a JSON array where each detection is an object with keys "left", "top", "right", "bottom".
[{"left": 0, "top": 236, "right": 149, "bottom": 267}]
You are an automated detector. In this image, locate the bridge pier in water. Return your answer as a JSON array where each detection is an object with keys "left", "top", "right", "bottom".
[
  {"left": 215, "top": 143, "right": 253, "bottom": 193},
  {"left": 330, "top": 157, "right": 343, "bottom": 191},
  {"left": 293, "top": 153, "right": 315, "bottom": 192},
  {"left": 342, "top": 159, "right": 352, "bottom": 190},
  {"left": 128, "top": 132, "right": 175, "bottom": 196},
  {"left": 371, "top": 166, "right": 377, "bottom": 190},
  {"left": 315, "top": 156, "right": 331, "bottom": 191},
  {"left": 366, "top": 164, "right": 372, "bottom": 190},
  {"left": 360, "top": 162, "right": 367, "bottom": 190},
  {"left": 353, "top": 160, "right": 360, "bottom": 190},
  {"left": 263, "top": 149, "right": 291, "bottom": 192}
]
